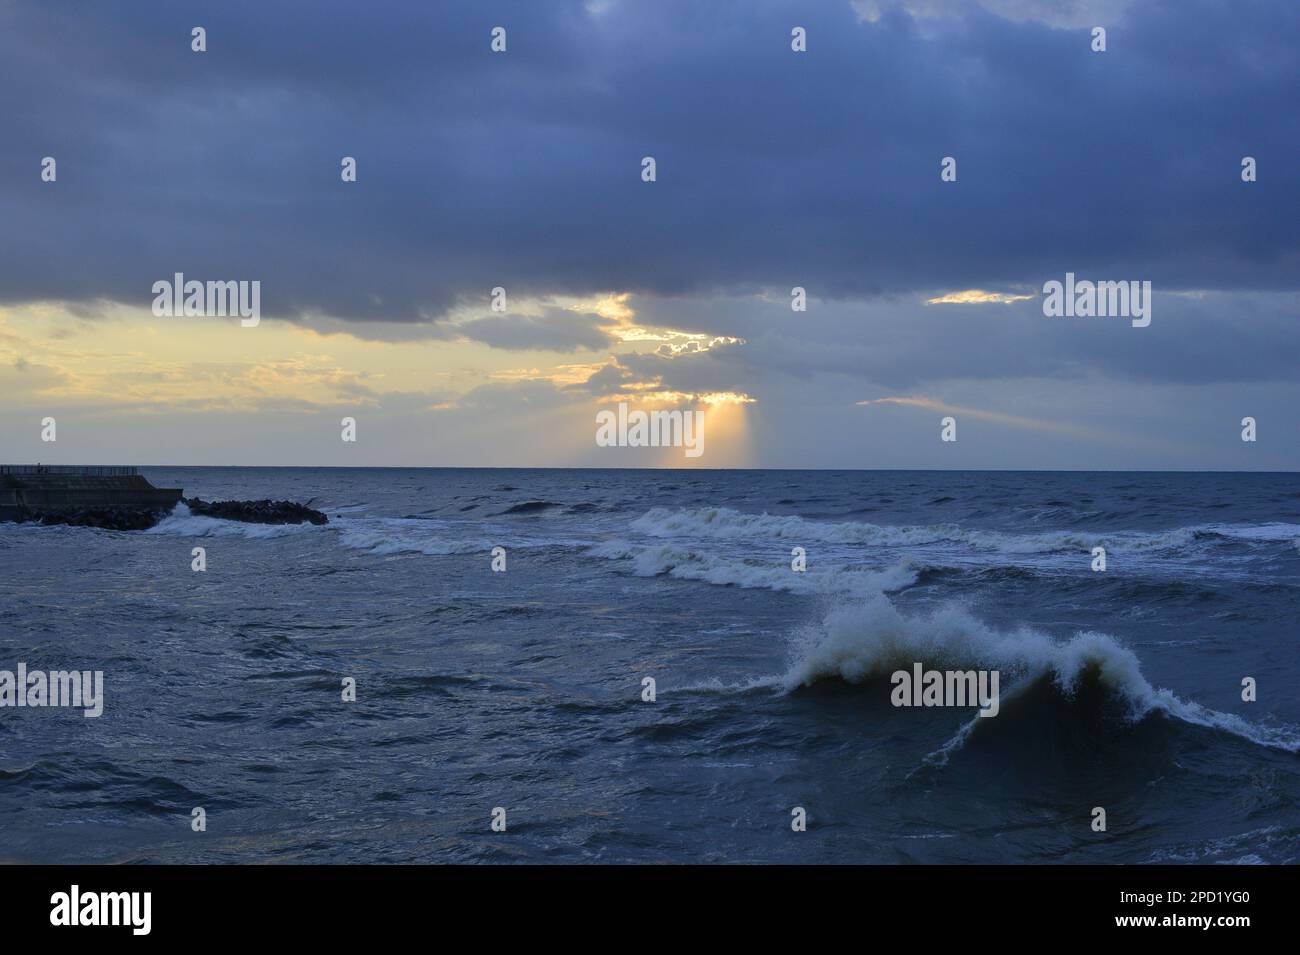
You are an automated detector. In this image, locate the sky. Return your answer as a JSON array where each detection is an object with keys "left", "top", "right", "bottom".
[{"left": 1, "top": 0, "right": 1296, "bottom": 469}]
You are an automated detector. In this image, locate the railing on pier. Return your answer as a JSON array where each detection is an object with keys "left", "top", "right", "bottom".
[{"left": 0, "top": 465, "right": 139, "bottom": 476}]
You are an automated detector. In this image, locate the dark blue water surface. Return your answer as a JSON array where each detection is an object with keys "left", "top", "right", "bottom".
[{"left": 2, "top": 468, "right": 1298, "bottom": 863}]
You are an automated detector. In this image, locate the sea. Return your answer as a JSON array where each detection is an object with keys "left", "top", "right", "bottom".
[{"left": 2, "top": 468, "right": 1297, "bottom": 864}]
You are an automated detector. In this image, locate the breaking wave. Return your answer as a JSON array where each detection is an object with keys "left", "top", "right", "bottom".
[
  {"left": 781, "top": 595, "right": 1300, "bottom": 757},
  {"left": 630, "top": 506, "right": 1300, "bottom": 555},
  {"left": 589, "top": 539, "right": 919, "bottom": 594}
]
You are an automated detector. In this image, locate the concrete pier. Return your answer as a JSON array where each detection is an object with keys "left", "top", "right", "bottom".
[{"left": 0, "top": 465, "right": 182, "bottom": 515}]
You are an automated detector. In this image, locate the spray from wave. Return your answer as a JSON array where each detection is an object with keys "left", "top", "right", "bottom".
[{"left": 144, "top": 503, "right": 326, "bottom": 540}]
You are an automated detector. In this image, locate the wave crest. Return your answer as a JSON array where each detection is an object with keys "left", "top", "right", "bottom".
[{"left": 782, "top": 596, "right": 1300, "bottom": 754}]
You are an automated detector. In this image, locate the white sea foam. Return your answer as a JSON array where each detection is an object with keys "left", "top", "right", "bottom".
[
  {"left": 1145, "top": 826, "right": 1284, "bottom": 864},
  {"left": 629, "top": 506, "right": 1300, "bottom": 556},
  {"left": 1199, "top": 522, "right": 1300, "bottom": 542},
  {"left": 334, "top": 517, "right": 487, "bottom": 556},
  {"left": 588, "top": 539, "right": 919, "bottom": 594},
  {"left": 333, "top": 516, "right": 588, "bottom": 557}
]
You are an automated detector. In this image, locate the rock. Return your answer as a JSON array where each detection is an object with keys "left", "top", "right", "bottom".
[
  {"left": 0, "top": 497, "right": 329, "bottom": 530},
  {"left": 0, "top": 505, "right": 168, "bottom": 530},
  {"left": 183, "top": 498, "right": 329, "bottom": 525}
]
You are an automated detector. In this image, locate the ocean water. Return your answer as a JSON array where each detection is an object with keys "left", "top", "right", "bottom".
[{"left": 1, "top": 468, "right": 1298, "bottom": 864}]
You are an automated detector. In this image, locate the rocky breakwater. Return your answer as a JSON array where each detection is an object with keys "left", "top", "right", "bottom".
[
  {"left": 4, "top": 504, "right": 171, "bottom": 531},
  {"left": 0, "top": 467, "right": 328, "bottom": 531},
  {"left": 2, "top": 497, "right": 328, "bottom": 531},
  {"left": 182, "top": 498, "right": 329, "bottom": 526}
]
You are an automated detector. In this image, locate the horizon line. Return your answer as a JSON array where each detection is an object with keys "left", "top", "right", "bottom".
[{"left": 9, "top": 463, "right": 1298, "bottom": 475}]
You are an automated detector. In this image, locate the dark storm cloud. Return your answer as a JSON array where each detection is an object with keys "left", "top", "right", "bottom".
[{"left": 0, "top": 0, "right": 1296, "bottom": 323}]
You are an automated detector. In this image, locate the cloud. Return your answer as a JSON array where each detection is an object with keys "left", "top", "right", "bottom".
[
  {"left": 926, "top": 289, "right": 1036, "bottom": 304},
  {"left": 856, "top": 393, "right": 1124, "bottom": 443},
  {"left": 0, "top": 0, "right": 1294, "bottom": 328},
  {"left": 852, "top": 0, "right": 1136, "bottom": 29},
  {"left": 628, "top": 289, "right": 1300, "bottom": 391},
  {"left": 456, "top": 309, "right": 618, "bottom": 352},
  {"left": 0, "top": 358, "right": 69, "bottom": 397},
  {"left": 1, "top": 1, "right": 1296, "bottom": 469}
]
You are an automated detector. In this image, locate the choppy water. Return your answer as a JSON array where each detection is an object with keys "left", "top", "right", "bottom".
[{"left": 2, "top": 468, "right": 1298, "bottom": 863}]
